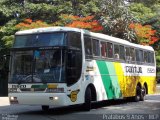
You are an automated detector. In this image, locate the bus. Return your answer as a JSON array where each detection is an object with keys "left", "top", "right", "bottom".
[{"left": 8, "top": 27, "right": 156, "bottom": 111}]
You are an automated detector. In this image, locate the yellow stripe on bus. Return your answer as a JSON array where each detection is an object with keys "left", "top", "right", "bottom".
[{"left": 114, "top": 62, "right": 156, "bottom": 97}]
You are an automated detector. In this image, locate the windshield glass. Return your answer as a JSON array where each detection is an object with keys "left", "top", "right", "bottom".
[
  {"left": 14, "top": 32, "right": 66, "bottom": 48},
  {"left": 10, "top": 49, "right": 65, "bottom": 83}
]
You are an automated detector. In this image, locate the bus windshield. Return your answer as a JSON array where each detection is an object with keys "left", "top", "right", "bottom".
[
  {"left": 14, "top": 32, "right": 66, "bottom": 48},
  {"left": 10, "top": 49, "right": 65, "bottom": 83}
]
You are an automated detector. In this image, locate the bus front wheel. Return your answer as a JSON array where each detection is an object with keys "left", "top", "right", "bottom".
[
  {"left": 83, "top": 87, "right": 91, "bottom": 111},
  {"left": 42, "top": 105, "right": 49, "bottom": 111}
]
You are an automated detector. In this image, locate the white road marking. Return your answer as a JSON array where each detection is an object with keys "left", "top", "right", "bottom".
[
  {"left": 145, "top": 100, "right": 160, "bottom": 103},
  {"left": 146, "top": 94, "right": 160, "bottom": 96}
]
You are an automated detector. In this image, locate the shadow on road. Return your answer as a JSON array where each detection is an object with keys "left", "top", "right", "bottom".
[{"left": 19, "top": 99, "right": 130, "bottom": 115}]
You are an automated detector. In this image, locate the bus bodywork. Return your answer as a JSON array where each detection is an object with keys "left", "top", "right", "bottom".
[{"left": 8, "top": 27, "right": 156, "bottom": 110}]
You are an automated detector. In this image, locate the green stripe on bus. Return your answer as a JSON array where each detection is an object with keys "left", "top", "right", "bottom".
[
  {"left": 106, "top": 62, "right": 121, "bottom": 98},
  {"left": 96, "top": 61, "right": 114, "bottom": 99},
  {"left": 31, "top": 84, "right": 47, "bottom": 89}
]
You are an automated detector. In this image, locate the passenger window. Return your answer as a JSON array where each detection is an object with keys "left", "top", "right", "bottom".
[
  {"left": 148, "top": 52, "right": 155, "bottom": 64},
  {"left": 151, "top": 52, "right": 155, "bottom": 64},
  {"left": 136, "top": 49, "right": 143, "bottom": 64},
  {"left": 144, "top": 51, "right": 148, "bottom": 63},
  {"left": 136, "top": 49, "right": 140, "bottom": 62},
  {"left": 130, "top": 48, "right": 135, "bottom": 62},
  {"left": 125, "top": 47, "right": 130, "bottom": 62},
  {"left": 107, "top": 43, "right": 113, "bottom": 58},
  {"left": 84, "top": 36, "right": 92, "bottom": 57},
  {"left": 119, "top": 45, "right": 125, "bottom": 60},
  {"left": 92, "top": 39, "right": 100, "bottom": 56},
  {"left": 139, "top": 50, "right": 143, "bottom": 63},
  {"left": 114, "top": 44, "right": 120, "bottom": 60},
  {"left": 101, "top": 42, "right": 107, "bottom": 57}
]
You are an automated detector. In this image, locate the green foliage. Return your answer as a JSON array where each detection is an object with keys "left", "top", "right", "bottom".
[
  {"left": 0, "top": 19, "right": 18, "bottom": 49},
  {"left": 129, "top": 3, "right": 156, "bottom": 22},
  {"left": 150, "top": 4, "right": 160, "bottom": 38},
  {"left": 156, "top": 50, "right": 160, "bottom": 74},
  {"left": 126, "top": 0, "right": 160, "bottom": 7},
  {"left": 23, "top": 1, "right": 73, "bottom": 22},
  {"left": 72, "top": 0, "right": 100, "bottom": 16},
  {"left": 128, "top": 1, "right": 160, "bottom": 42},
  {"left": 0, "top": 0, "right": 159, "bottom": 49},
  {"left": 0, "top": 0, "right": 100, "bottom": 24},
  {"left": 0, "top": 0, "right": 100, "bottom": 50},
  {"left": 1, "top": 35, "right": 14, "bottom": 48},
  {"left": 98, "top": 0, "right": 137, "bottom": 42}
]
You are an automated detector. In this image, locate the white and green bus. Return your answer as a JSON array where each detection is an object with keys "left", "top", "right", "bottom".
[{"left": 8, "top": 27, "right": 156, "bottom": 111}]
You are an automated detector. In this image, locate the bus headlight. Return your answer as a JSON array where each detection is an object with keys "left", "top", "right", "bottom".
[
  {"left": 46, "top": 88, "right": 64, "bottom": 93},
  {"left": 9, "top": 96, "right": 19, "bottom": 104},
  {"left": 49, "top": 96, "right": 59, "bottom": 101},
  {"left": 54, "top": 96, "right": 59, "bottom": 100},
  {"left": 10, "top": 96, "right": 15, "bottom": 100}
]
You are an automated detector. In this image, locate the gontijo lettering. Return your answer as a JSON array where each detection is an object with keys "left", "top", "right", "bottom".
[{"left": 126, "top": 66, "right": 142, "bottom": 73}]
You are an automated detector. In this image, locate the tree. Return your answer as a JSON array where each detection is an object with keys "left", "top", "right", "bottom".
[
  {"left": 129, "top": 3, "right": 156, "bottom": 23},
  {"left": 0, "top": 19, "right": 18, "bottom": 49},
  {"left": 0, "top": 0, "right": 100, "bottom": 49},
  {"left": 97, "top": 0, "right": 137, "bottom": 42},
  {"left": 126, "top": 0, "right": 160, "bottom": 7},
  {"left": 16, "top": 18, "right": 50, "bottom": 30},
  {"left": 128, "top": 0, "right": 160, "bottom": 62},
  {"left": 0, "top": 0, "right": 160, "bottom": 48},
  {"left": 129, "top": 23, "right": 159, "bottom": 45},
  {"left": 53, "top": 14, "right": 103, "bottom": 32}
]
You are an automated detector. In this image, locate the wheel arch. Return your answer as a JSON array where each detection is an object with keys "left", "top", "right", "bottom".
[
  {"left": 143, "top": 82, "right": 148, "bottom": 94},
  {"left": 86, "top": 84, "right": 97, "bottom": 101},
  {"left": 137, "top": 82, "right": 142, "bottom": 88}
]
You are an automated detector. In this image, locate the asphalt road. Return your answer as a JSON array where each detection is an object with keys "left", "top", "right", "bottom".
[{"left": 0, "top": 94, "right": 160, "bottom": 120}]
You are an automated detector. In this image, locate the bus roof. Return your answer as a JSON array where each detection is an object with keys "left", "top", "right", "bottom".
[
  {"left": 87, "top": 31, "right": 154, "bottom": 51},
  {"left": 15, "top": 27, "right": 82, "bottom": 35},
  {"left": 15, "top": 27, "right": 154, "bottom": 51}
]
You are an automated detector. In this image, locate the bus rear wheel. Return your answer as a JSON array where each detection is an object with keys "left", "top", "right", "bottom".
[
  {"left": 134, "top": 86, "right": 141, "bottom": 102},
  {"left": 42, "top": 105, "right": 49, "bottom": 111},
  {"left": 83, "top": 87, "right": 91, "bottom": 111},
  {"left": 140, "top": 86, "right": 146, "bottom": 101}
]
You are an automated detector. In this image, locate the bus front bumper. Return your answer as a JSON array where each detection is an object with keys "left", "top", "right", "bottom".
[{"left": 8, "top": 93, "right": 68, "bottom": 106}]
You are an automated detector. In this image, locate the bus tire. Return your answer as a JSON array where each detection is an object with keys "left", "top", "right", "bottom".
[
  {"left": 140, "top": 86, "right": 146, "bottom": 101},
  {"left": 83, "top": 87, "right": 91, "bottom": 111},
  {"left": 134, "top": 86, "right": 141, "bottom": 102},
  {"left": 42, "top": 105, "right": 49, "bottom": 111}
]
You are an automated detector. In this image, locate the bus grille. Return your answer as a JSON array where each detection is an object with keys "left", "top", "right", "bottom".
[{"left": 20, "top": 88, "right": 46, "bottom": 92}]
